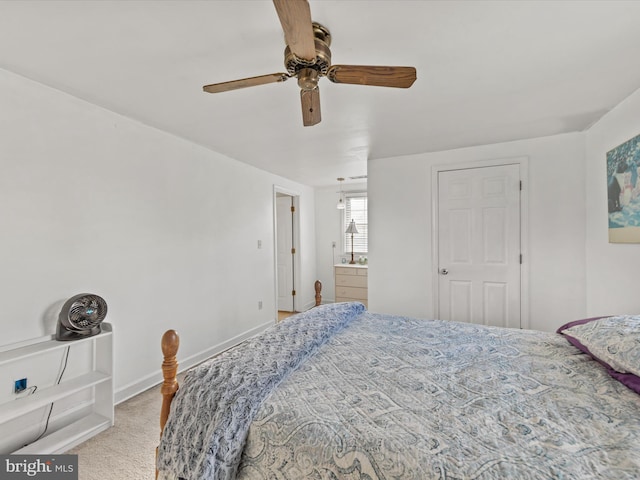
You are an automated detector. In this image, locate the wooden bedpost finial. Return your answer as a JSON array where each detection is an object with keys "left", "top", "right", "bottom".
[
  {"left": 161, "top": 329, "right": 179, "bottom": 358},
  {"left": 315, "top": 280, "right": 322, "bottom": 306}
]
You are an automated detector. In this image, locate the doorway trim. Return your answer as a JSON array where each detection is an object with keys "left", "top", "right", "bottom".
[
  {"left": 273, "top": 185, "right": 301, "bottom": 321},
  {"left": 431, "top": 156, "right": 530, "bottom": 329}
]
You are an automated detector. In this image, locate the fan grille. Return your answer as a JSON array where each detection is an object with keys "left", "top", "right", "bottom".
[{"left": 68, "top": 295, "right": 107, "bottom": 329}]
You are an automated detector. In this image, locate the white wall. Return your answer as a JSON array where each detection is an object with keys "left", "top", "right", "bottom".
[
  {"left": 0, "top": 68, "right": 316, "bottom": 403},
  {"left": 585, "top": 87, "right": 640, "bottom": 315},
  {"left": 368, "top": 133, "right": 587, "bottom": 332}
]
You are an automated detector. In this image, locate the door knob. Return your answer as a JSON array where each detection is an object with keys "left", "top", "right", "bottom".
[{"left": 440, "top": 268, "right": 448, "bottom": 275}]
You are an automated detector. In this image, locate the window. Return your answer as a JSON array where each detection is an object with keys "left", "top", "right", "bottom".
[{"left": 344, "top": 192, "right": 368, "bottom": 254}]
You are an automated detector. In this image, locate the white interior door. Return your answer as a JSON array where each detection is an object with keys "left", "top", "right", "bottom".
[
  {"left": 437, "top": 164, "right": 521, "bottom": 328},
  {"left": 276, "top": 195, "right": 294, "bottom": 311}
]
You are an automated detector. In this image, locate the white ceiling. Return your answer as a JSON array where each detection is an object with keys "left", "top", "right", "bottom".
[{"left": 2, "top": 1, "right": 640, "bottom": 187}]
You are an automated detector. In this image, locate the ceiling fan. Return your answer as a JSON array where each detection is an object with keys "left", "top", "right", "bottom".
[{"left": 202, "top": 0, "right": 417, "bottom": 126}]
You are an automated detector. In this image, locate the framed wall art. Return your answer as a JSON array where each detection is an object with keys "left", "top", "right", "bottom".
[{"left": 607, "top": 133, "right": 640, "bottom": 243}]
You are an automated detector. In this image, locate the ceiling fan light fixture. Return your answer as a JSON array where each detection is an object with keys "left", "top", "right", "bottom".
[{"left": 297, "top": 68, "right": 320, "bottom": 90}]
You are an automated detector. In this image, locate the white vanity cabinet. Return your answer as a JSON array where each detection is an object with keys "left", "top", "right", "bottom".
[{"left": 334, "top": 264, "right": 368, "bottom": 308}]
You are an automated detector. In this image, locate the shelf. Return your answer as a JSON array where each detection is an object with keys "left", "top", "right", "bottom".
[
  {"left": 13, "top": 413, "right": 112, "bottom": 454},
  {"left": 0, "top": 323, "right": 113, "bottom": 454},
  {"left": 0, "top": 371, "right": 111, "bottom": 424},
  {"left": 0, "top": 324, "right": 112, "bottom": 366}
]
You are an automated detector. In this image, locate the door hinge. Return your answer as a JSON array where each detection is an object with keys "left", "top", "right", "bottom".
[
  {"left": 291, "top": 205, "right": 295, "bottom": 213},
  {"left": 519, "top": 181, "right": 522, "bottom": 191},
  {"left": 520, "top": 254, "right": 523, "bottom": 264},
  {"left": 292, "top": 289, "right": 296, "bottom": 296},
  {"left": 291, "top": 247, "right": 296, "bottom": 254}
]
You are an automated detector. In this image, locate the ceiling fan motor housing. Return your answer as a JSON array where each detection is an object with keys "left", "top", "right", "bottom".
[
  {"left": 56, "top": 293, "right": 108, "bottom": 341},
  {"left": 285, "top": 22, "right": 332, "bottom": 83}
]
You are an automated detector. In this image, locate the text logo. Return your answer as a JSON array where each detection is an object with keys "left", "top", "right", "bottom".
[{"left": 1, "top": 455, "right": 77, "bottom": 479}]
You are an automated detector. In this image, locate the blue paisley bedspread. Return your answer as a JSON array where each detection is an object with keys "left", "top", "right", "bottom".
[
  {"left": 157, "top": 302, "right": 365, "bottom": 480},
  {"left": 158, "top": 303, "right": 640, "bottom": 480}
]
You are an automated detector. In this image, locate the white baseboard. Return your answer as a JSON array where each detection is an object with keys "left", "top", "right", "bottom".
[
  {"left": 299, "top": 300, "right": 317, "bottom": 311},
  {"left": 114, "top": 321, "right": 273, "bottom": 405}
]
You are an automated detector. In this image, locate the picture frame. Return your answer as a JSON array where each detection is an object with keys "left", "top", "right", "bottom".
[{"left": 607, "top": 133, "right": 640, "bottom": 243}]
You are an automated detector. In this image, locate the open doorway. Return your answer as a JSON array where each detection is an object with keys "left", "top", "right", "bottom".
[{"left": 274, "top": 187, "right": 300, "bottom": 321}]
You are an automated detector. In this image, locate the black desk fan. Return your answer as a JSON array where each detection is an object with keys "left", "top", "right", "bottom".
[{"left": 56, "top": 294, "right": 108, "bottom": 341}]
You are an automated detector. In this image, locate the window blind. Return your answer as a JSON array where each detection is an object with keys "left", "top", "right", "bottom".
[{"left": 344, "top": 193, "right": 368, "bottom": 254}]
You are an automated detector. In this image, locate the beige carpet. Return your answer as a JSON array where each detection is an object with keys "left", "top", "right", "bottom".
[{"left": 69, "top": 376, "right": 182, "bottom": 480}]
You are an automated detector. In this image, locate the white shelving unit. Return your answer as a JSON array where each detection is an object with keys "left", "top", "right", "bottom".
[{"left": 0, "top": 323, "right": 114, "bottom": 454}]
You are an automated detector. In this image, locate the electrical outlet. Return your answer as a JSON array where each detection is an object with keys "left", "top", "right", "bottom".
[{"left": 14, "top": 378, "right": 27, "bottom": 394}]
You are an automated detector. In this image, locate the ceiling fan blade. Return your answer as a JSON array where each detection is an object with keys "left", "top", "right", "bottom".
[
  {"left": 327, "top": 65, "right": 417, "bottom": 88},
  {"left": 203, "top": 73, "right": 289, "bottom": 94},
  {"left": 273, "top": 0, "right": 316, "bottom": 62},
  {"left": 300, "top": 88, "right": 321, "bottom": 126}
]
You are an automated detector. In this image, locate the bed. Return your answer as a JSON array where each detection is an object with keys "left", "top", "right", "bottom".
[{"left": 155, "top": 298, "right": 640, "bottom": 480}]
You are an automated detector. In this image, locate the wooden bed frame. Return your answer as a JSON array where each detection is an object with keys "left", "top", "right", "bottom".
[{"left": 156, "top": 280, "right": 323, "bottom": 478}]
